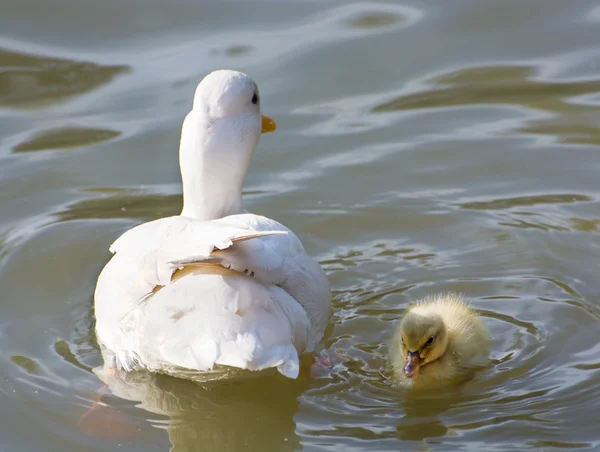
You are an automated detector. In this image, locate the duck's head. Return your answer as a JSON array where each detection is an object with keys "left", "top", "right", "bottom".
[
  {"left": 398, "top": 311, "right": 448, "bottom": 379},
  {"left": 192, "top": 69, "right": 276, "bottom": 140},
  {"left": 180, "top": 70, "right": 276, "bottom": 220}
]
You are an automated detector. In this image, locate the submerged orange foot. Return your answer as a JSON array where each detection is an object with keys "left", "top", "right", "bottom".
[
  {"left": 299, "top": 351, "right": 334, "bottom": 379},
  {"left": 77, "top": 367, "right": 142, "bottom": 441}
]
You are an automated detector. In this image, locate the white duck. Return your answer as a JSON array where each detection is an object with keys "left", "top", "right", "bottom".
[{"left": 94, "top": 70, "right": 331, "bottom": 380}]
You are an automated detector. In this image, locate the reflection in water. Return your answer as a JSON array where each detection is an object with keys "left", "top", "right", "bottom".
[
  {"left": 372, "top": 65, "right": 600, "bottom": 113},
  {"left": 96, "top": 369, "right": 308, "bottom": 452},
  {"left": 455, "top": 192, "right": 599, "bottom": 234},
  {"left": 14, "top": 126, "right": 120, "bottom": 153},
  {"left": 345, "top": 11, "right": 404, "bottom": 30},
  {"left": 371, "top": 64, "right": 600, "bottom": 145},
  {"left": 57, "top": 190, "right": 182, "bottom": 223},
  {"left": 457, "top": 193, "right": 592, "bottom": 211},
  {"left": 0, "top": 48, "right": 128, "bottom": 107},
  {"left": 224, "top": 45, "right": 252, "bottom": 57},
  {"left": 10, "top": 354, "right": 41, "bottom": 374},
  {"left": 52, "top": 188, "right": 269, "bottom": 223}
]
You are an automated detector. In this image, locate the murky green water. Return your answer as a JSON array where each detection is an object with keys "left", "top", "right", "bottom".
[{"left": 2, "top": 1, "right": 600, "bottom": 450}]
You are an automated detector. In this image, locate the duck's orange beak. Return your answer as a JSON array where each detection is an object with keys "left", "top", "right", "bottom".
[
  {"left": 403, "top": 351, "right": 421, "bottom": 379},
  {"left": 261, "top": 114, "right": 276, "bottom": 133}
]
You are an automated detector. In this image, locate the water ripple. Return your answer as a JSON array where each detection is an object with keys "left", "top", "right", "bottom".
[{"left": 0, "top": 47, "right": 129, "bottom": 108}]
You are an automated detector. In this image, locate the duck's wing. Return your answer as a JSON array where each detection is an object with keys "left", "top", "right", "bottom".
[
  {"left": 157, "top": 213, "right": 332, "bottom": 351},
  {"left": 109, "top": 215, "right": 287, "bottom": 287},
  {"left": 209, "top": 214, "right": 332, "bottom": 351}
]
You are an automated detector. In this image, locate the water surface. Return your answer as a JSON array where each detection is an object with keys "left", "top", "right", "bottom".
[{"left": 2, "top": 0, "right": 600, "bottom": 450}]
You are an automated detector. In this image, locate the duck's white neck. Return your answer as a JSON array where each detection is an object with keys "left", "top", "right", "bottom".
[
  {"left": 180, "top": 164, "right": 244, "bottom": 221},
  {"left": 179, "top": 111, "right": 254, "bottom": 221}
]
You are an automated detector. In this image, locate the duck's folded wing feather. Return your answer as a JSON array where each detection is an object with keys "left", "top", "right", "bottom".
[
  {"left": 209, "top": 214, "right": 332, "bottom": 351},
  {"left": 109, "top": 215, "right": 287, "bottom": 287}
]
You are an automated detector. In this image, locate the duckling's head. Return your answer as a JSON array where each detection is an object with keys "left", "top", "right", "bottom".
[{"left": 398, "top": 311, "right": 448, "bottom": 379}]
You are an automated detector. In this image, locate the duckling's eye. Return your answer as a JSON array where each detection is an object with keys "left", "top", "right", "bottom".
[
  {"left": 251, "top": 93, "right": 258, "bottom": 105},
  {"left": 425, "top": 336, "right": 435, "bottom": 346}
]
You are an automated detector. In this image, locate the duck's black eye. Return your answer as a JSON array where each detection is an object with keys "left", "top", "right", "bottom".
[
  {"left": 426, "top": 336, "right": 435, "bottom": 346},
  {"left": 251, "top": 93, "right": 258, "bottom": 105}
]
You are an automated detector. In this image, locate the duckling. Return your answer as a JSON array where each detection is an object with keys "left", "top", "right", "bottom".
[{"left": 391, "top": 293, "right": 489, "bottom": 387}]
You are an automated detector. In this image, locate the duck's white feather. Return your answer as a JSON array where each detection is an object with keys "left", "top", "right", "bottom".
[
  {"left": 108, "top": 215, "right": 287, "bottom": 287},
  {"left": 95, "top": 213, "right": 329, "bottom": 379}
]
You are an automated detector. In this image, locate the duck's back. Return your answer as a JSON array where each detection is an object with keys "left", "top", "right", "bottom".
[
  {"left": 131, "top": 267, "right": 310, "bottom": 378},
  {"left": 94, "top": 213, "right": 331, "bottom": 380}
]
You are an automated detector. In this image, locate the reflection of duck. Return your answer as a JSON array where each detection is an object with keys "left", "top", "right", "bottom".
[
  {"left": 94, "top": 70, "right": 331, "bottom": 381},
  {"left": 391, "top": 294, "right": 489, "bottom": 387},
  {"left": 93, "top": 367, "right": 306, "bottom": 452}
]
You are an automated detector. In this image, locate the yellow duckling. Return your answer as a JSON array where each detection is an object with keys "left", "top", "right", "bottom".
[{"left": 391, "top": 293, "right": 489, "bottom": 387}]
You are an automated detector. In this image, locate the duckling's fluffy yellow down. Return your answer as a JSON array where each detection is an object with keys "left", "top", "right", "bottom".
[{"left": 391, "top": 293, "right": 489, "bottom": 388}]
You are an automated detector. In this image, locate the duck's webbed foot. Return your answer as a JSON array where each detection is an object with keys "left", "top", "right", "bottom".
[
  {"left": 77, "top": 365, "right": 141, "bottom": 440},
  {"left": 299, "top": 350, "right": 334, "bottom": 379}
]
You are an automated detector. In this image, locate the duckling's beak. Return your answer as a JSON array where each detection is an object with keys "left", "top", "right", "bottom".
[
  {"left": 403, "top": 351, "right": 421, "bottom": 379},
  {"left": 261, "top": 115, "right": 276, "bottom": 133}
]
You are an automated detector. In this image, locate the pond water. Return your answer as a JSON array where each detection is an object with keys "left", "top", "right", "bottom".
[{"left": 2, "top": 0, "right": 600, "bottom": 450}]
